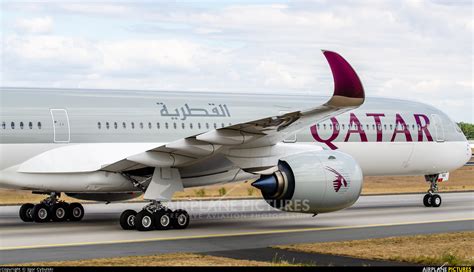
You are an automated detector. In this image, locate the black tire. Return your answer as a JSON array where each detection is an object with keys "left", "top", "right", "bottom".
[
  {"left": 51, "top": 202, "right": 69, "bottom": 222},
  {"left": 19, "top": 203, "right": 34, "bottom": 222},
  {"left": 32, "top": 203, "right": 51, "bottom": 223},
  {"left": 154, "top": 210, "right": 172, "bottom": 230},
  {"left": 135, "top": 210, "right": 155, "bottom": 231},
  {"left": 423, "top": 194, "right": 432, "bottom": 207},
  {"left": 68, "top": 203, "right": 84, "bottom": 221},
  {"left": 431, "top": 194, "right": 442, "bottom": 207},
  {"left": 171, "top": 209, "right": 190, "bottom": 229},
  {"left": 120, "top": 210, "right": 137, "bottom": 230}
]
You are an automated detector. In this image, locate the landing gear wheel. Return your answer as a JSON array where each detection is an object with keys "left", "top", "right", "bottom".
[
  {"left": 135, "top": 210, "right": 155, "bottom": 231},
  {"left": 154, "top": 210, "right": 172, "bottom": 230},
  {"left": 431, "top": 194, "right": 442, "bottom": 207},
  {"left": 32, "top": 203, "right": 51, "bottom": 223},
  {"left": 120, "top": 210, "right": 137, "bottom": 230},
  {"left": 19, "top": 203, "right": 34, "bottom": 222},
  {"left": 51, "top": 202, "right": 69, "bottom": 222},
  {"left": 68, "top": 203, "right": 84, "bottom": 221},
  {"left": 171, "top": 209, "right": 189, "bottom": 229},
  {"left": 423, "top": 194, "right": 432, "bottom": 207}
]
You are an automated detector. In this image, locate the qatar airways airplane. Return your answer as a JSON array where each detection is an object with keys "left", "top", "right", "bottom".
[{"left": 0, "top": 51, "right": 470, "bottom": 231}]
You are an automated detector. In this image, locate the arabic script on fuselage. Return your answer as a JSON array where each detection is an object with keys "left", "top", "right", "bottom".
[{"left": 157, "top": 102, "right": 231, "bottom": 120}]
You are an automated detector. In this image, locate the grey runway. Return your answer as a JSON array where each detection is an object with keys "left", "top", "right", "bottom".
[{"left": 0, "top": 192, "right": 473, "bottom": 264}]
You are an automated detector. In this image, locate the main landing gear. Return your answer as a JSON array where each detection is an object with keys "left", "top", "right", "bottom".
[
  {"left": 119, "top": 201, "right": 190, "bottom": 231},
  {"left": 19, "top": 192, "right": 84, "bottom": 223},
  {"left": 423, "top": 174, "right": 442, "bottom": 208}
]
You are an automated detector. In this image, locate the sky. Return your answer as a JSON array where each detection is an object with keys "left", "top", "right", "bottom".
[{"left": 1, "top": 0, "right": 472, "bottom": 122}]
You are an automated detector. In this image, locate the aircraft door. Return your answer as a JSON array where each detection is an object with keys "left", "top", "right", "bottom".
[
  {"left": 431, "top": 114, "right": 445, "bottom": 142},
  {"left": 50, "top": 109, "right": 70, "bottom": 143}
]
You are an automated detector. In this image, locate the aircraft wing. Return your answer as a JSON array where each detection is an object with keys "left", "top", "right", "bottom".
[
  {"left": 102, "top": 50, "right": 365, "bottom": 172},
  {"left": 18, "top": 50, "right": 365, "bottom": 175}
]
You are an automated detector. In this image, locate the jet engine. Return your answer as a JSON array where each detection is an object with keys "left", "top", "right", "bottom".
[{"left": 252, "top": 150, "right": 363, "bottom": 213}]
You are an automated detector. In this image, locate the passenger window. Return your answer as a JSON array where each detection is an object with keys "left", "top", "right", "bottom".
[
  {"left": 221, "top": 123, "right": 225, "bottom": 128},
  {"left": 106, "top": 122, "right": 110, "bottom": 129},
  {"left": 148, "top": 122, "right": 152, "bottom": 129},
  {"left": 165, "top": 122, "right": 169, "bottom": 129},
  {"left": 157, "top": 123, "right": 160, "bottom": 129},
  {"left": 122, "top": 122, "right": 126, "bottom": 129},
  {"left": 342, "top": 124, "right": 345, "bottom": 130},
  {"left": 173, "top": 123, "right": 177, "bottom": 129},
  {"left": 140, "top": 122, "right": 144, "bottom": 129},
  {"left": 131, "top": 122, "right": 135, "bottom": 129},
  {"left": 38, "top": 122, "right": 42, "bottom": 129},
  {"left": 384, "top": 124, "right": 387, "bottom": 130},
  {"left": 323, "top": 124, "right": 326, "bottom": 130},
  {"left": 98, "top": 122, "right": 101, "bottom": 129},
  {"left": 229, "top": 123, "right": 232, "bottom": 126},
  {"left": 317, "top": 124, "right": 320, "bottom": 129},
  {"left": 20, "top": 122, "right": 24, "bottom": 129},
  {"left": 213, "top": 123, "right": 217, "bottom": 129},
  {"left": 206, "top": 123, "right": 209, "bottom": 129},
  {"left": 11, "top": 122, "right": 15, "bottom": 129},
  {"left": 29, "top": 122, "right": 33, "bottom": 129},
  {"left": 198, "top": 123, "right": 201, "bottom": 129},
  {"left": 181, "top": 123, "right": 185, "bottom": 129},
  {"left": 114, "top": 122, "right": 118, "bottom": 129},
  {"left": 2, "top": 122, "right": 5, "bottom": 129},
  {"left": 190, "top": 123, "right": 193, "bottom": 129}
]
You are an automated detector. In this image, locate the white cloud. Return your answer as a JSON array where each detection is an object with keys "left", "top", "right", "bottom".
[
  {"left": 98, "top": 40, "right": 204, "bottom": 73},
  {"left": 4, "top": 35, "right": 99, "bottom": 68},
  {"left": 14, "top": 16, "right": 53, "bottom": 34}
]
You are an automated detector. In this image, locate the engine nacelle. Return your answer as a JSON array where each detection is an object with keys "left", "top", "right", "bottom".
[{"left": 252, "top": 150, "right": 363, "bottom": 213}]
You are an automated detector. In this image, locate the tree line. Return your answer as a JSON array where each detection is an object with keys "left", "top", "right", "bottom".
[{"left": 458, "top": 122, "right": 474, "bottom": 140}]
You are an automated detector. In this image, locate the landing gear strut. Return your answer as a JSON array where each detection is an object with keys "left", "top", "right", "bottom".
[
  {"left": 423, "top": 174, "right": 442, "bottom": 208},
  {"left": 119, "top": 201, "right": 189, "bottom": 231},
  {"left": 19, "top": 192, "right": 84, "bottom": 223}
]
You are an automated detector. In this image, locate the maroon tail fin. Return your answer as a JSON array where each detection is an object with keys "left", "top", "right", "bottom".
[{"left": 323, "top": 50, "right": 365, "bottom": 101}]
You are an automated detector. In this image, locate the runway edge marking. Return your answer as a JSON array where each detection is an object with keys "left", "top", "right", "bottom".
[{"left": 1, "top": 218, "right": 473, "bottom": 251}]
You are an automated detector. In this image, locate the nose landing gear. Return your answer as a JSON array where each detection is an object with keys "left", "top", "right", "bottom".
[
  {"left": 423, "top": 174, "right": 442, "bottom": 207},
  {"left": 119, "top": 201, "right": 190, "bottom": 231},
  {"left": 19, "top": 192, "right": 84, "bottom": 223}
]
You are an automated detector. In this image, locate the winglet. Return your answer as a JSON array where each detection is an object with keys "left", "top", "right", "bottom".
[{"left": 322, "top": 50, "right": 365, "bottom": 107}]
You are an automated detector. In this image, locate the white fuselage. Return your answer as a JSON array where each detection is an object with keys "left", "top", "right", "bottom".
[{"left": 0, "top": 88, "right": 470, "bottom": 193}]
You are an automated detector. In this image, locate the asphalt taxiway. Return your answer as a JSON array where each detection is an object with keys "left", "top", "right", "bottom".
[{"left": 0, "top": 192, "right": 473, "bottom": 264}]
